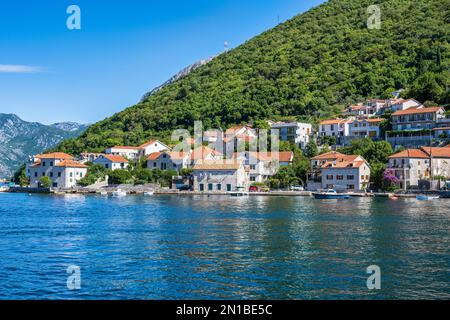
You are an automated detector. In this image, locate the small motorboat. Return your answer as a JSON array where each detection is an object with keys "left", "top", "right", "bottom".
[
  {"left": 416, "top": 195, "right": 440, "bottom": 201},
  {"left": 100, "top": 191, "right": 108, "bottom": 196},
  {"left": 229, "top": 191, "right": 249, "bottom": 197},
  {"left": 144, "top": 191, "right": 154, "bottom": 196},
  {"left": 112, "top": 189, "right": 127, "bottom": 197},
  {"left": 314, "top": 189, "right": 350, "bottom": 199}
]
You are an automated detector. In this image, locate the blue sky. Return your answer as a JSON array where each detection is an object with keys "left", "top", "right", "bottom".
[{"left": 0, "top": 0, "right": 324, "bottom": 125}]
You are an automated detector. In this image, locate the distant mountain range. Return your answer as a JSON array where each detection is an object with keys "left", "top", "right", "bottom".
[{"left": 0, "top": 113, "right": 88, "bottom": 178}]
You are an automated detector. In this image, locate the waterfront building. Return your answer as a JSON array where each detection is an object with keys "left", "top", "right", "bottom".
[
  {"left": 93, "top": 154, "right": 129, "bottom": 170},
  {"left": 307, "top": 151, "right": 370, "bottom": 191},
  {"left": 223, "top": 125, "right": 258, "bottom": 157},
  {"left": 232, "top": 151, "right": 294, "bottom": 183},
  {"left": 387, "top": 147, "right": 450, "bottom": 190},
  {"left": 192, "top": 160, "right": 249, "bottom": 192},
  {"left": 28, "top": 152, "right": 87, "bottom": 189},
  {"left": 270, "top": 122, "right": 312, "bottom": 149}
]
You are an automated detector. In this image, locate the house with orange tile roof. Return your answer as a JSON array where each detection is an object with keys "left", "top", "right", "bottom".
[
  {"left": 104, "top": 140, "right": 170, "bottom": 160},
  {"left": 192, "top": 159, "right": 249, "bottom": 192},
  {"left": 318, "top": 119, "right": 351, "bottom": 140},
  {"left": 348, "top": 118, "right": 384, "bottom": 139},
  {"left": 387, "top": 106, "right": 446, "bottom": 148},
  {"left": 387, "top": 146, "right": 450, "bottom": 190},
  {"left": 27, "top": 152, "right": 87, "bottom": 189},
  {"left": 93, "top": 154, "right": 129, "bottom": 170},
  {"left": 232, "top": 151, "right": 294, "bottom": 183},
  {"left": 386, "top": 98, "right": 422, "bottom": 113},
  {"left": 307, "top": 152, "right": 370, "bottom": 191},
  {"left": 138, "top": 140, "right": 171, "bottom": 157}
]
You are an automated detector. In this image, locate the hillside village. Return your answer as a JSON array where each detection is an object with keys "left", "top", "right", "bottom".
[{"left": 16, "top": 97, "right": 450, "bottom": 194}]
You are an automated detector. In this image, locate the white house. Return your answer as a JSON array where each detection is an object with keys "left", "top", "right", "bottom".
[
  {"left": 223, "top": 125, "right": 258, "bottom": 157},
  {"left": 93, "top": 154, "right": 129, "bottom": 170},
  {"left": 147, "top": 151, "right": 191, "bottom": 171},
  {"left": 28, "top": 152, "right": 87, "bottom": 189},
  {"left": 348, "top": 118, "right": 383, "bottom": 139},
  {"left": 138, "top": 140, "right": 171, "bottom": 157},
  {"left": 270, "top": 122, "right": 312, "bottom": 149},
  {"left": 387, "top": 147, "right": 450, "bottom": 190},
  {"left": 387, "top": 99, "right": 422, "bottom": 113},
  {"left": 233, "top": 151, "right": 294, "bottom": 183},
  {"left": 319, "top": 119, "right": 351, "bottom": 138},
  {"left": 104, "top": 146, "right": 141, "bottom": 160},
  {"left": 192, "top": 160, "right": 249, "bottom": 192},
  {"left": 307, "top": 151, "right": 370, "bottom": 191}
]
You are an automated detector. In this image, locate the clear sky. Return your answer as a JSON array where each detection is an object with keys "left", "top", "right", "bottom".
[{"left": 0, "top": 0, "right": 324, "bottom": 125}]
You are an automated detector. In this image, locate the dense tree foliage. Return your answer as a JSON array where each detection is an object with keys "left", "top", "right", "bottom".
[{"left": 57, "top": 0, "right": 449, "bottom": 155}]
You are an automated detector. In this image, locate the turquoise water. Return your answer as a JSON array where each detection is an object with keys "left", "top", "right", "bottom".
[{"left": 0, "top": 193, "right": 448, "bottom": 300}]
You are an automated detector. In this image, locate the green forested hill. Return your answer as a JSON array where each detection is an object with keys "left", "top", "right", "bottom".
[{"left": 59, "top": 0, "right": 449, "bottom": 154}]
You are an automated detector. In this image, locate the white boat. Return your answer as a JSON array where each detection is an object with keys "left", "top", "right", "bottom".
[
  {"left": 314, "top": 189, "right": 350, "bottom": 199},
  {"left": 100, "top": 191, "right": 108, "bottom": 196},
  {"left": 144, "top": 191, "right": 154, "bottom": 196},
  {"left": 416, "top": 195, "right": 440, "bottom": 201},
  {"left": 229, "top": 191, "right": 249, "bottom": 197},
  {"left": 112, "top": 189, "right": 127, "bottom": 197}
]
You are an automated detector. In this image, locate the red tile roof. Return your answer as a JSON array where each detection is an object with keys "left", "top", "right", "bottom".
[
  {"left": 311, "top": 151, "right": 359, "bottom": 162},
  {"left": 35, "top": 152, "right": 73, "bottom": 160},
  {"left": 56, "top": 160, "right": 88, "bottom": 168},
  {"left": 103, "top": 155, "right": 129, "bottom": 163},
  {"left": 389, "top": 149, "right": 429, "bottom": 159},
  {"left": 392, "top": 106, "right": 443, "bottom": 116},
  {"left": 420, "top": 147, "right": 450, "bottom": 158},
  {"left": 193, "top": 160, "right": 242, "bottom": 171},
  {"left": 320, "top": 119, "right": 348, "bottom": 125}
]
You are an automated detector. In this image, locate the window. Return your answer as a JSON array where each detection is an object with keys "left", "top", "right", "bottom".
[
  {"left": 105, "top": 164, "right": 109, "bottom": 169},
  {"left": 43, "top": 162, "right": 46, "bottom": 167},
  {"left": 337, "top": 175, "right": 344, "bottom": 180},
  {"left": 217, "top": 184, "right": 222, "bottom": 191},
  {"left": 326, "top": 175, "right": 333, "bottom": 180},
  {"left": 153, "top": 162, "right": 157, "bottom": 168},
  {"left": 42, "top": 172, "right": 45, "bottom": 177},
  {"left": 80, "top": 173, "right": 83, "bottom": 178},
  {"left": 70, "top": 172, "right": 73, "bottom": 178},
  {"left": 34, "top": 172, "right": 38, "bottom": 177},
  {"left": 50, "top": 172, "right": 53, "bottom": 178},
  {"left": 208, "top": 184, "right": 213, "bottom": 191},
  {"left": 361, "top": 175, "right": 364, "bottom": 180},
  {"left": 199, "top": 184, "right": 204, "bottom": 191},
  {"left": 250, "top": 165, "right": 256, "bottom": 170},
  {"left": 250, "top": 176, "right": 256, "bottom": 182},
  {"left": 58, "top": 172, "right": 61, "bottom": 177},
  {"left": 53, "top": 183, "right": 58, "bottom": 188},
  {"left": 50, "top": 162, "right": 53, "bottom": 166},
  {"left": 227, "top": 184, "right": 232, "bottom": 192},
  {"left": 347, "top": 175, "right": 354, "bottom": 180},
  {"left": 347, "top": 184, "right": 355, "bottom": 190}
]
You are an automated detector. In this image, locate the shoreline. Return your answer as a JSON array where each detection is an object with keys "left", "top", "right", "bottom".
[{"left": 5, "top": 187, "right": 450, "bottom": 198}]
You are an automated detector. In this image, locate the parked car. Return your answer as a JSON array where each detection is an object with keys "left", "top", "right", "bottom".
[
  {"left": 290, "top": 185, "right": 304, "bottom": 191},
  {"left": 177, "top": 185, "right": 192, "bottom": 191}
]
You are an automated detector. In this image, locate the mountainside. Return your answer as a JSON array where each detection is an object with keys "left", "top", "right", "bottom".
[
  {"left": 58, "top": 0, "right": 449, "bottom": 155},
  {"left": 0, "top": 114, "right": 87, "bottom": 178},
  {"left": 140, "top": 56, "right": 216, "bottom": 102}
]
